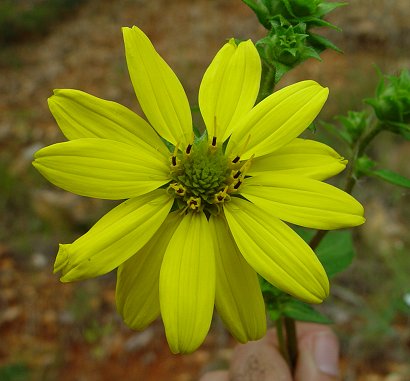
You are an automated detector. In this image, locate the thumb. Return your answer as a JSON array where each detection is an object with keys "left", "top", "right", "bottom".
[
  {"left": 229, "top": 337, "right": 292, "bottom": 381},
  {"left": 295, "top": 329, "right": 340, "bottom": 381}
]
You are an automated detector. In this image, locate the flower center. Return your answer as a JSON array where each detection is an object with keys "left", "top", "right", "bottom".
[{"left": 168, "top": 137, "right": 249, "bottom": 214}]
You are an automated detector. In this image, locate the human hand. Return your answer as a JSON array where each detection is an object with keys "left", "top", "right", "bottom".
[{"left": 199, "top": 323, "right": 340, "bottom": 381}]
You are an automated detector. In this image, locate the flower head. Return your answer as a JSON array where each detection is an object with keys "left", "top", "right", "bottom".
[{"left": 33, "top": 26, "right": 364, "bottom": 354}]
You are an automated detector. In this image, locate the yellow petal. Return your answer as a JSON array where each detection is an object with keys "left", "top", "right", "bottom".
[
  {"left": 33, "top": 138, "right": 169, "bottom": 200},
  {"left": 116, "top": 211, "right": 183, "bottom": 330},
  {"left": 241, "top": 174, "right": 365, "bottom": 229},
  {"left": 199, "top": 39, "right": 261, "bottom": 143},
  {"left": 123, "top": 26, "right": 192, "bottom": 147},
  {"left": 248, "top": 138, "right": 347, "bottom": 180},
  {"left": 224, "top": 198, "right": 329, "bottom": 303},
  {"left": 160, "top": 212, "right": 215, "bottom": 354},
  {"left": 48, "top": 89, "right": 169, "bottom": 157},
  {"left": 209, "top": 215, "right": 266, "bottom": 342},
  {"left": 54, "top": 189, "right": 173, "bottom": 281},
  {"left": 226, "top": 81, "right": 329, "bottom": 159}
]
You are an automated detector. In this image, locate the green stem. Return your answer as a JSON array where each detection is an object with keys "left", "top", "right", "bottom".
[
  {"left": 276, "top": 317, "right": 290, "bottom": 366},
  {"left": 284, "top": 317, "right": 298, "bottom": 373}
]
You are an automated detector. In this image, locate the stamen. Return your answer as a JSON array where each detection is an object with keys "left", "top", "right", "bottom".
[
  {"left": 233, "top": 170, "right": 241, "bottom": 179},
  {"left": 169, "top": 183, "right": 187, "bottom": 197},
  {"left": 185, "top": 133, "right": 195, "bottom": 155},
  {"left": 231, "top": 134, "right": 251, "bottom": 164},
  {"left": 187, "top": 196, "right": 201, "bottom": 211},
  {"left": 171, "top": 143, "right": 180, "bottom": 167},
  {"left": 213, "top": 186, "right": 230, "bottom": 204},
  {"left": 210, "top": 116, "right": 218, "bottom": 149},
  {"left": 239, "top": 154, "right": 255, "bottom": 176},
  {"left": 233, "top": 180, "right": 242, "bottom": 189}
]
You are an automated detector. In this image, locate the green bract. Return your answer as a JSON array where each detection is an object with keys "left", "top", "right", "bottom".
[
  {"left": 256, "top": 19, "right": 321, "bottom": 82},
  {"left": 242, "top": 0, "right": 345, "bottom": 54},
  {"left": 366, "top": 70, "right": 410, "bottom": 139}
]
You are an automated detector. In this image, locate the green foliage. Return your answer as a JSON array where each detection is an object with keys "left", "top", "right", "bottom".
[
  {"left": 242, "top": 0, "right": 345, "bottom": 85},
  {"left": 0, "top": 363, "right": 29, "bottom": 381},
  {"left": 356, "top": 156, "right": 410, "bottom": 188},
  {"left": 282, "top": 299, "right": 332, "bottom": 323},
  {"left": 0, "top": 0, "right": 85, "bottom": 46},
  {"left": 365, "top": 69, "right": 410, "bottom": 140},
  {"left": 261, "top": 278, "right": 332, "bottom": 324},
  {"left": 322, "top": 110, "right": 369, "bottom": 146},
  {"left": 322, "top": 69, "right": 410, "bottom": 193},
  {"left": 255, "top": 17, "right": 321, "bottom": 83},
  {"left": 298, "top": 229, "right": 356, "bottom": 278}
]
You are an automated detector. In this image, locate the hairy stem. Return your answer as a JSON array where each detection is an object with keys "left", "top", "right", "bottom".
[
  {"left": 284, "top": 317, "right": 298, "bottom": 372},
  {"left": 276, "top": 317, "right": 291, "bottom": 366}
]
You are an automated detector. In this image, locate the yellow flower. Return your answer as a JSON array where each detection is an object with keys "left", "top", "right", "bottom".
[{"left": 33, "top": 26, "right": 365, "bottom": 354}]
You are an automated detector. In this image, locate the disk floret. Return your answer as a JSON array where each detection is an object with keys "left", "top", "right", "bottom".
[{"left": 169, "top": 138, "right": 242, "bottom": 213}]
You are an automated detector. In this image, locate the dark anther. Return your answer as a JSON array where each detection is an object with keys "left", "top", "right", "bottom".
[
  {"left": 177, "top": 188, "right": 184, "bottom": 194},
  {"left": 190, "top": 200, "right": 198, "bottom": 206},
  {"left": 172, "top": 156, "right": 177, "bottom": 166},
  {"left": 233, "top": 170, "right": 241, "bottom": 179},
  {"left": 211, "top": 136, "right": 217, "bottom": 147},
  {"left": 232, "top": 156, "right": 240, "bottom": 164},
  {"left": 186, "top": 144, "right": 192, "bottom": 154},
  {"left": 234, "top": 180, "right": 242, "bottom": 189},
  {"left": 217, "top": 195, "right": 224, "bottom": 201}
]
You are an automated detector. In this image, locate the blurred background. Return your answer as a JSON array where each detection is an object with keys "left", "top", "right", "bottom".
[{"left": 0, "top": 0, "right": 409, "bottom": 380}]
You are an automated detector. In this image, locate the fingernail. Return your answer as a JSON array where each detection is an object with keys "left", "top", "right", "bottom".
[{"left": 313, "top": 332, "right": 340, "bottom": 377}]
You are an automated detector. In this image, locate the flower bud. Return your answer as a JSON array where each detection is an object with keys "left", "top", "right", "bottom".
[
  {"left": 336, "top": 111, "right": 368, "bottom": 143},
  {"left": 366, "top": 70, "right": 410, "bottom": 129}
]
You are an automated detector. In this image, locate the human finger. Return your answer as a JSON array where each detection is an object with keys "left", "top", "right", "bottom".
[
  {"left": 295, "top": 323, "right": 340, "bottom": 381},
  {"left": 228, "top": 338, "right": 292, "bottom": 381},
  {"left": 198, "top": 370, "right": 229, "bottom": 381}
]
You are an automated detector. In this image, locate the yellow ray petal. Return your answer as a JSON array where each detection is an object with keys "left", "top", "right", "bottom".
[
  {"left": 33, "top": 138, "right": 169, "bottom": 200},
  {"left": 123, "top": 26, "right": 192, "bottom": 147},
  {"left": 226, "top": 81, "right": 329, "bottom": 159},
  {"left": 224, "top": 198, "right": 329, "bottom": 304},
  {"left": 209, "top": 214, "right": 266, "bottom": 342},
  {"left": 54, "top": 189, "right": 173, "bottom": 282},
  {"left": 248, "top": 138, "right": 347, "bottom": 180},
  {"left": 199, "top": 39, "right": 261, "bottom": 143},
  {"left": 48, "top": 89, "right": 169, "bottom": 157},
  {"left": 241, "top": 174, "right": 365, "bottom": 229},
  {"left": 160, "top": 212, "right": 215, "bottom": 354},
  {"left": 116, "top": 211, "right": 183, "bottom": 330}
]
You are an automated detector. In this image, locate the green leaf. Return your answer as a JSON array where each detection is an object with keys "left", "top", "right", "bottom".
[
  {"left": 268, "top": 309, "right": 282, "bottom": 322},
  {"left": 317, "top": 2, "right": 348, "bottom": 17},
  {"left": 305, "top": 17, "right": 341, "bottom": 31},
  {"left": 320, "top": 121, "right": 352, "bottom": 144},
  {"left": 317, "top": 231, "right": 356, "bottom": 277},
  {"left": 241, "top": 0, "right": 271, "bottom": 29},
  {"left": 297, "top": 229, "right": 356, "bottom": 277},
  {"left": 283, "top": 299, "right": 332, "bottom": 324},
  {"left": 368, "top": 169, "right": 410, "bottom": 188},
  {"left": 309, "top": 33, "right": 342, "bottom": 53},
  {"left": 388, "top": 121, "right": 410, "bottom": 140}
]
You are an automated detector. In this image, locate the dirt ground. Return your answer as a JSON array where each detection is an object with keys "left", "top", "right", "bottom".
[{"left": 0, "top": 1, "right": 409, "bottom": 380}]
